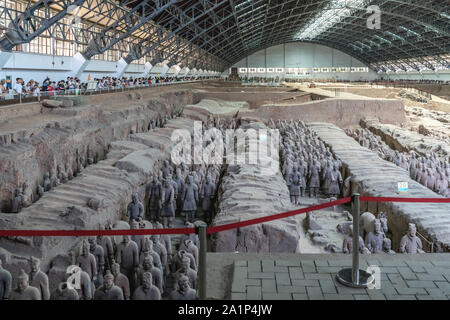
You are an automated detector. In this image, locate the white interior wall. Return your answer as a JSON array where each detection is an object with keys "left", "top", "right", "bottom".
[
  {"left": 379, "top": 71, "right": 450, "bottom": 82},
  {"left": 0, "top": 52, "right": 150, "bottom": 83},
  {"left": 227, "top": 42, "right": 379, "bottom": 81}
]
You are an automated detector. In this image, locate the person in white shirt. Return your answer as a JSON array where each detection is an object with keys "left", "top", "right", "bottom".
[
  {"left": 32, "top": 85, "right": 40, "bottom": 97},
  {"left": 14, "top": 78, "right": 23, "bottom": 95}
]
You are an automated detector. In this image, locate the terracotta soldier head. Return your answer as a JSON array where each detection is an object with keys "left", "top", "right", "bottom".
[
  {"left": 103, "top": 271, "right": 114, "bottom": 291},
  {"left": 111, "top": 262, "right": 121, "bottom": 277},
  {"left": 143, "top": 255, "right": 153, "bottom": 270},
  {"left": 408, "top": 223, "right": 417, "bottom": 237},
  {"left": 29, "top": 257, "right": 40, "bottom": 274},
  {"left": 132, "top": 192, "right": 138, "bottom": 204},
  {"left": 177, "top": 275, "right": 190, "bottom": 294},
  {"left": 81, "top": 240, "right": 90, "bottom": 257},
  {"left": 142, "top": 272, "right": 152, "bottom": 290},
  {"left": 17, "top": 269, "right": 30, "bottom": 293}
]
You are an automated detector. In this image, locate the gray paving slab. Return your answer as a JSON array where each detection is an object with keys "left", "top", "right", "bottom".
[
  {"left": 397, "top": 267, "right": 418, "bottom": 280},
  {"left": 288, "top": 267, "right": 304, "bottom": 280},
  {"left": 406, "top": 280, "right": 438, "bottom": 288},
  {"left": 306, "top": 286, "right": 324, "bottom": 300},
  {"left": 275, "top": 272, "right": 291, "bottom": 285},
  {"left": 292, "top": 293, "right": 309, "bottom": 300},
  {"left": 262, "top": 293, "right": 292, "bottom": 300},
  {"left": 248, "top": 272, "right": 275, "bottom": 279},
  {"left": 261, "top": 279, "right": 277, "bottom": 293},
  {"left": 291, "top": 279, "right": 320, "bottom": 287},
  {"left": 277, "top": 285, "right": 307, "bottom": 293},
  {"left": 247, "top": 286, "right": 262, "bottom": 300},
  {"left": 319, "top": 280, "right": 337, "bottom": 294},
  {"left": 276, "top": 260, "right": 301, "bottom": 267},
  {"left": 301, "top": 260, "right": 316, "bottom": 272},
  {"left": 227, "top": 255, "right": 450, "bottom": 300},
  {"left": 248, "top": 260, "right": 261, "bottom": 273},
  {"left": 304, "top": 273, "right": 333, "bottom": 280}
]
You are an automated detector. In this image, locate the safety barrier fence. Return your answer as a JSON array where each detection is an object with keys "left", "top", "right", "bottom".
[
  {"left": 0, "top": 78, "right": 220, "bottom": 107},
  {"left": 1, "top": 195, "right": 449, "bottom": 298}
]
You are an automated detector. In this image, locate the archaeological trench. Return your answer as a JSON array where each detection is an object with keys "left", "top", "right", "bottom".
[{"left": 0, "top": 81, "right": 449, "bottom": 299}]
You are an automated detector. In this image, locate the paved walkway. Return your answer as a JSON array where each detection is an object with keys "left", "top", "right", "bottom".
[{"left": 229, "top": 254, "right": 450, "bottom": 300}]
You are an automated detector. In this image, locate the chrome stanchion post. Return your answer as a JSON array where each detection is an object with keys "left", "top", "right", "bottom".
[
  {"left": 336, "top": 193, "right": 374, "bottom": 288},
  {"left": 352, "top": 193, "right": 360, "bottom": 284},
  {"left": 196, "top": 224, "right": 207, "bottom": 300}
]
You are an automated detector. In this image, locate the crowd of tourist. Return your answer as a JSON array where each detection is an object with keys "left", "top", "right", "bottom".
[{"left": 0, "top": 75, "right": 210, "bottom": 99}]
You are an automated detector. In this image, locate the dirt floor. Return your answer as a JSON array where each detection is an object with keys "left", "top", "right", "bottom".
[{"left": 320, "top": 86, "right": 450, "bottom": 113}]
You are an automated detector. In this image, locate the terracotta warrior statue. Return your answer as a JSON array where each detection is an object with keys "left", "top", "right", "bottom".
[
  {"left": 148, "top": 175, "right": 163, "bottom": 222},
  {"left": 21, "top": 182, "right": 33, "bottom": 207},
  {"left": 182, "top": 175, "right": 199, "bottom": 222},
  {"left": 151, "top": 235, "right": 168, "bottom": 275},
  {"left": 50, "top": 169, "right": 60, "bottom": 187},
  {"left": 66, "top": 162, "right": 74, "bottom": 180},
  {"left": 0, "top": 258, "right": 12, "bottom": 300},
  {"left": 11, "top": 188, "right": 23, "bottom": 213},
  {"left": 174, "top": 257, "right": 197, "bottom": 290},
  {"left": 383, "top": 238, "right": 396, "bottom": 254},
  {"left": 200, "top": 175, "right": 216, "bottom": 223},
  {"left": 43, "top": 172, "right": 51, "bottom": 192},
  {"left": 161, "top": 179, "right": 175, "bottom": 228},
  {"left": 139, "top": 237, "right": 163, "bottom": 271},
  {"left": 9, "top": 269, "right": 41, "bottom": 300},
  {"left": 97, "top": 226, "right": 114, "bottom": 272},
  {"left": 155, "top": 221, "right": 173, "bottom": 257},
  {"left": 171, "top": 249, "right": 197, "bottom": 273},
  {"left": 28, "top": 256, "right": 50, "bottom": 300},
  {"left": 137, "top": 255, "right": 163, "bottom": 294},
  {"left": 308, "top": 160, "right": 321, "bottom": 198},
  {"left": 126, "top": 192, "right": 144, "bottom": 223},
  {"left": 179, "top": 239, "right": 199, "bottom": 268},
  {"left": 365, "top": 219, "right": 385, "bottom": 254},
  {"left": 161, "top": 160, "right": 173, "bottom": 179},
  {"left": 400, "top": 223, "right": 424, "bottom": 254},
  {"left": 94, "top": 270, "right": 124, "bottom": 300},
  {"left": 130, "top": 220, "right": 146, "bottom": 254},
  {"left": 287, "top": 166, "right": 302, "bottom": 205},
  {"left": 75, "top": 269, "right": 93, "bottom": 300},
  {"left": 111, "top": 261, "right": 130, "bottom": 300},
  {"left": 53, "top": 282, "right": 79, "bottom": 300},
  {"left": 327, "top": 164, "right": 343, "bottom": 198},
  {"left": 76, "top": 240, "right": 97, "bottom": 286},
  {"left": 169, "top": 275, "right": 197, "bottom": 300},
  {"left": 174, "top": 168, "right": 185, "bottom": 213},
  {"left": 88, "top": 236, "right": 105, "bottom": 288},
  {"left": 132, "top": 271, "right": 161, "bottom": 300},
  {"left": 115, "top": 235, "right": 139, "bottom": 293},
  {"left": 342, "top": 225, "right": 371, "bottom": 254},
  {"left": 57, "top": 164, "right": 68, "bottom": 184}
]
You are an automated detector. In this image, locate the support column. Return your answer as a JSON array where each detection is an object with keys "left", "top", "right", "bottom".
[
  {"left": 68, "top": 52, "right": 90, "bottom": 79},
  {"left": 0, "top": 51, "right": 12, "bottom": 70},
  {"left": 112, "top": 58, "right": 129, "bottom": 78},
  {"left": 139, "top": 62, "right": 153, "bottom": 77}
]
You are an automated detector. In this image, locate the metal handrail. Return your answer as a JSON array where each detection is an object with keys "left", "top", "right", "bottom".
[{"left": 0, "top": 78, "right": 220, "bottom": 106}]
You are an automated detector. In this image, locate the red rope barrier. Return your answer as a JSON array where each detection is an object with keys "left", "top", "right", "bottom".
[
  {"left": 0, "top": 196, "right": 448, "bottom": 237},
  {"left": 0, "top": 197, "right": 351, "bottom": 237},
  {"left": 207, "top": 197, "right": 351, "bottom": 234},
  {"left": 360, "top": 196, "right": 450, "bottom": 203}
]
